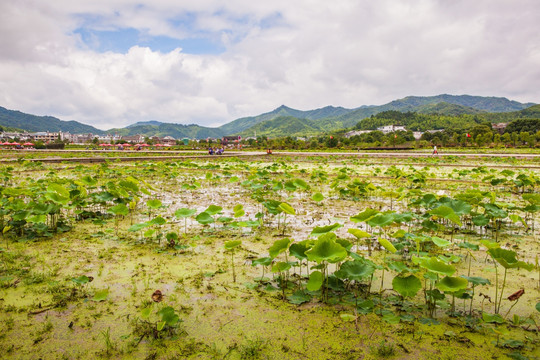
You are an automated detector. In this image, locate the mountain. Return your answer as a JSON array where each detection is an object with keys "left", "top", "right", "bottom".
[
  {"left": 0, "top": 106, "right": 105, "bottom": 134},
  {"left": 414, "top": 102, "right": 486, "bottom": 116},
  {"left": 480, "top": 104, "right": 540, "bottom": 122},
  {"left": 326, "top": 95, "right": 535, "bottom": 129},
  {"left": 237, "top": 116, "right": 322, "bottom": 138},
  {"left": 218, "top": 105, "right": 353, "bottom": 135},
  {"left": 108, "top": 123, "right": 224, "bottom": 139},
  {"left": 126, "top": 120, "right": 163, "bottom": 128}
]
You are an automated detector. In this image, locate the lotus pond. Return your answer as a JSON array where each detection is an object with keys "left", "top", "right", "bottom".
[{"left": 0, "top": 152, "right": 539, "bottom": 359}]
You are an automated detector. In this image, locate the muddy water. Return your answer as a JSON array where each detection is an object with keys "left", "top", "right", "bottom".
[{"left": 0, "top": 156, "right": 538, "bottom": 359}]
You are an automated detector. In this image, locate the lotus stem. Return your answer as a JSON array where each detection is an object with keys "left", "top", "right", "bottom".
[{"left": 497, "top": 268, "right": 507, "bottom": 314}]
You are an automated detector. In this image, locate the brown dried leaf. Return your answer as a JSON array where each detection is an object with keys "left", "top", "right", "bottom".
[
  {"left": 151, "top": 290, "right": 163, "bottom": 302},
  {"left": 507, "top": 289, "right": 524, "bottom": 301}
]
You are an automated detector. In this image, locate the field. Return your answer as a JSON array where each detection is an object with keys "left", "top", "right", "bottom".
[{"left": 0, "top": 150, "right": 539, "bottom": 359}]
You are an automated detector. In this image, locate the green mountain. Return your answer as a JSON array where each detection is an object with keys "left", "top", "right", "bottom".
[
  {"left": 327, "top": 95, "right": 535, "bottom": 129},
  {"left": 0, "top": 106, "right": 105, "bottom": 134},
  {"left": 480, "top": 104, "right": 540, "bottom": 122},
  {"left": 237, "top": 116, "right": 322, "bottom": 138},
  {"left": 108, "top": 123, "right": 224, "bottom": 139},
  {"left": 414, "top": 102, "right": 486, "bottom": 116},
  {"left": 218, "top": 105, "right": 353, "bottom": 135}
]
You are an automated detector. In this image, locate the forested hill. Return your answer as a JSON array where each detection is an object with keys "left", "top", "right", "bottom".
[{"left": 0, "top": 106, "right": 105, "bottom": 134}]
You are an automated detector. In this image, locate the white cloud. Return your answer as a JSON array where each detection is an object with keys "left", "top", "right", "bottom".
[{"left": 0, "top": 0, "right": 539, "bottom": 130}]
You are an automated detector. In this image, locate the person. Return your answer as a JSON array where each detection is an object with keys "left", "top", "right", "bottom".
[
  {"left": 432, "top": 145, "right": 438, "bottom": 155},
  {"left": 266, "top": 148, "right": 272, "bottom": 154},
  {"left": 208, "top": 147, "right": 214, "bottom": 155}
]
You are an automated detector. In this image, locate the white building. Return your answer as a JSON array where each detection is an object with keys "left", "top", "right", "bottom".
[{"left": 377, "top": 125, "right": 407, "bottom": 134}]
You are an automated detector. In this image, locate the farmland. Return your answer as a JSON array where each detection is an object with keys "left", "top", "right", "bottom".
[{"left": 0, "top": 149, "right": 538, "bottom": 359}]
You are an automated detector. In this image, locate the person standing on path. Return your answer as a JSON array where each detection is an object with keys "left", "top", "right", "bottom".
[{"left": 432, "top": 145, "right": 438, "bottom": 155}]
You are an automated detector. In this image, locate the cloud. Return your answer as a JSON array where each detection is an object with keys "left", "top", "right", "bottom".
[{"left": 0, "top": 0, "right": 539, "bottom": 130}]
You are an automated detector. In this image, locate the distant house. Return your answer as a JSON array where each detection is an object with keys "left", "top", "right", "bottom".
[
  {"left": 377, "top": 125, "right": 407, "bottom": 134},
  {"left": 492, "top": 123, "right": 508, "bottom": 134},
  {"left": 222, "top": 136, "right": 241, "bottom": 145},
  {"left": 344, "top": 130, "right": 372, "bottom": 138},
  {"left": 161, "top": 136, "right": 176, "bottom": 146},
  {"left": 122, "top": 135, "right": 145, "bottom": 143}
]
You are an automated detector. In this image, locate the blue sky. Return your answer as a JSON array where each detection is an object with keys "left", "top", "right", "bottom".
[{"left": 0, "top": 0, "right": 538, "bottom": 130}]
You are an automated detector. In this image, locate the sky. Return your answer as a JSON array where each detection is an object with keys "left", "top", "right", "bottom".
[{"left": 0, "top": 0, "right": 539, "bottom": 130}]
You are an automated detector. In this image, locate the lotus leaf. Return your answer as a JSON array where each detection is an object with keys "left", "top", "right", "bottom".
[
  {"left": 367, "top": 213, "right": 395, "bottom": 228},
  {"left": 461, "top": 276, "right": 490, "bottom": 286},
  {"left": 306, "top": 233, "right": 347, "bottom": 264},
  {"left": 278, "top": 203, "right": 296, "bottom": 215},
  {"left": 269, "top": 238, "right": 293, "bottom": 258},
  {"left": 430, "top": 205, "right": 462, "bottom": 226},
  {"left": 175, "top": 208, "right": 197, "bottom": 218},
  {"left": 287, "top": 291, "right": 311, "bottom": 305},
  {"left": 289, "top": 241, "right": 311, "bottom": 260},
  {"left": 350, "top": 208, "right": 379, "bottom": 223},
  {"left": 306, "top": 271, "right": 323, "bottom": 291},
  {"left": 431, "top": 236, "right": 451, "bottom": 247},
  {"left": 195, "top": 211, "right": 214, "bottom": 225},
  {"left": 488, "top": 248, "right": 534, "bottom": 270},
  {"left": 348, "top": 228, "right": 370, "bottom": 239},
  {"left": 205, "top": 205, "right": 223, "bottom": 215},
  {"left": 146, "top": 199, "right": 162, "bottom": 209},
  {"left": 271, "top": 261, "right": 291, "bottom": 273},
  {"left": 392, "top": 275, "right": 421, "bottom": 297},
  {"left": 310, "top": 223, "right": 342, "bottom": 237},
  {"left": 93, "top": 289, "right": 109, "bottom": 302},
  {"left": 224, "top": 240, "right": 242, "bottom": 250},
  {"left": 334, "top": 260, "right": 375, "bottom": 281},
  {"left": 436, "top": 276, "right": 468, "bottom": 293},
  {"left": 482, "top": 312, "right": 505, "bottom": 324},
  {"left": 312, "top": 192, "right": 324, "bottom": 202},
  {"left": 378, "top": 237, "right": 397, "bottom": 253},
  {"left": 252, "top": 257, "right": 272, "bottom": 266},
  {"left": 110, "top": 203, "right": 129, "bottom": 216},
  {"left": 417, "top": 257, "right": 456, "bottom": 276}
]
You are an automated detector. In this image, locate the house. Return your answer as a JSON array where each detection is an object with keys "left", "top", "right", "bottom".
[
  {"left": 377, "top": 125, "right": 407, "bottom": 134},
  {"left": 222, "top": 136, "right": 241, "bottom": 145},
  {"left": 492, "top": 123, "right": 508, "bottom": 134}
]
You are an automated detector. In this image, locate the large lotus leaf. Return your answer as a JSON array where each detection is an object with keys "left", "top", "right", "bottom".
[
  {"left": 310, "top": 223, "right": 342, "bottom": 237},
  {"left": 264, "top": 200, "right": 283, "bottom": 215},
  {"left": 306, "top": 233, "right": 347, "bottom": 264},
  {"left": 488, "top": 248, "right": 534, "bottom": 270},
  {"left": 312, "top": 192, "right": 324, "bottom": 202},
  {"left": 293, "top": 178, "right": 309, "bottom": 190},
  {"left": 448, "top": 200, "right": 472, "bottom": 216},
  {"left": 335, "top": 260, "right": 375, "bottom": 281},
  {"left": 93, "top": 288, "right": 109, "bottom": 302},
  {"left": 536, "top": 302, "right": 540, "bottom": 313},
  {"left": 430, "top": 205, "right": 462, "bottom": 226},
  {"left": 417, "top": 257, "right": 456, "bottom": 276},
  {"left": 367, "top": 213, "right": 395, "bottom": 228},
  {"left": 224, "top": 240, "right": 242, "bottom": 250},
  {"left": 472, "top": 214, "right": 490, "bottom": 226},
  {"left": 287, "top": 291, "right": 311, "bottom": 305},
  {"left": 482, "top": 312, "right": 505, "bottom": 324},
  {"left": 480, "top": 239, "right": 499, "bottom": 250},
  {"left": 119, "top": 180, "right": 139, "bottom": 194},
  {"left": 336, "top": 238, "right": 352, "bottom": 251},
  {"left": 306, "top": 271, "right": 323, "bottom": 291},
  {"left": 46, "top": 183, "right": 70, "bottom": 204},
  {"left": 461, "top": 276, "right": 490, "bottom": 286},
  {"left": 284, "top": 181, "right": 297, "bottom": 191},
  {"left": 128, "top": 222, "right": 149, "bottom": 232},
  {"left": 157, "top": 306, "right": 180, "bottom": 327},
  {"left": 252, "top": 257, "right": 272, "bottom": 267},
  {"left": 147, "top": 199, "right": 162, "bottom": 209},
  {"left": 523, "top": 193, "right": 540, "bottom": 205},
  {"left": 436, "top": 276, "right": 468, "bottom": 293},
  {"left": 391, "top": 212, "right": 414, "bottom": 224},
  {"left": 378, "top": 237, "right": 397, "bottom": 253},
  {"left": 195, "top": 211, "right": 214, "bottom": 225},
  {"left": 483, "top": 203, "right": 507, "bottom": 219},
  {"left": 205, "top": 205, "right": 223, "bottom": 215},
  {"left": 278, "top": 203, "right": 296, "bottom": 215},
  {"left": 431, "top": 236, "right": 451, "bottom": 248},
  {"left": 289, "top": 241, "right": 311, "bottom": 260},
  {"left": 350, "top": 208, "right": 379, "bottom": 223},
  {"left": 26, "top": 214, "right": 47, "bottom": 224},
  {"left": 269, "top": 238, "right": 293, "bottom": 259},
  {"left": 348, "top": 228, "right": 371, "bottom": 239},
  {"left": 271, "top": 261, "right": 291, "bottom": 273},
  {"left": 109, "top": 203, "right": 129, "bottom": 216},
  {"left": 392, "top": 275, "right": 422, "bottom": 298},
  {"left": 175, "top": 208, "right": 197, "bottom": 218},
  {"left": 149, "top": 216, "right": 166, "bottom": 226},
  {"left": 80, "top": 175, "right": 98, "bottom": 186}
]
